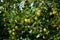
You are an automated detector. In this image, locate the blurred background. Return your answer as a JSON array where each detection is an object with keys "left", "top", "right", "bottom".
[{"left": 0, "top": 0, "right": 60, "bottom": 40}]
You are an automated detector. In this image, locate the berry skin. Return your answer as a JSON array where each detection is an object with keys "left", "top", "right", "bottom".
[
  {"left": 43, "top": 28, "right": 47, "bottom": 32},
  {"left": 15, "top": 26, "right": 18, "bottom": 30},
  {"left": 8, "top": 30, "right": 12, "bottom": 33},
  {"left": 12, "top": 32, "right": 15, "bottom": 35},
  {"left": 34, "top": 16, "right": 38, "bottom": 21},
  {"left": 24, "top": 18, "right": 30, "bottom": 23},
  {"left": 36, "top": 10, "right": 41, "bottom": 16},
  {"left": 12, "top": 28, "right": 15, "bottom": 31}
]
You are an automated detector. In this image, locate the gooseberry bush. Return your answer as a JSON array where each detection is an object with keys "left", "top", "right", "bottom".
[{"left": 0, "top": 0, "right": 60, "bottom": 40}]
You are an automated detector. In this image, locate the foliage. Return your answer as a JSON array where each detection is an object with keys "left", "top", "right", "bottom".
[{"left": 0, "top": 0, "right": 60, "bottom": 40}]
